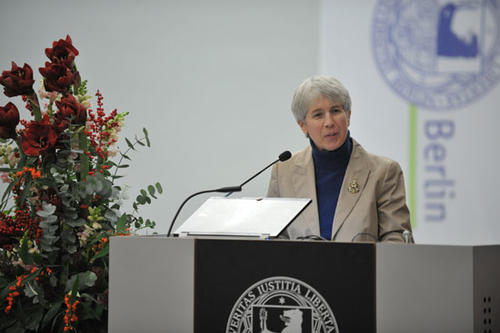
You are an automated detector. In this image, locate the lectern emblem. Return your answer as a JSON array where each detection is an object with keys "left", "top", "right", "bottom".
[{"left": 226, "top": 276, "right": 339, "bottom": 333}]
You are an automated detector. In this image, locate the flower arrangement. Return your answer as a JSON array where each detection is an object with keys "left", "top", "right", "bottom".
[{"left": 0, "top": 35, "right": 161, "bottom": 332}]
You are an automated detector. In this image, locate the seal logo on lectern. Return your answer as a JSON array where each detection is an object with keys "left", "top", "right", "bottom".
[
  {"left": 226, "top": 276, "right": 338, "bottom": 333},
  {"left": 372, "top": 0, "right": 500, "bottom": 110}
]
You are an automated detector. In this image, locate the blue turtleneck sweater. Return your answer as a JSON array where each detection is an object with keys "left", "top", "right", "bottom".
[{"left": 311, "top": 132, "right": 352, "bottom": 240}]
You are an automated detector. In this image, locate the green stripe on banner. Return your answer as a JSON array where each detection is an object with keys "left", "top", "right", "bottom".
[{"left": 409, "top": 104, "right": 418, "bottom": 229}]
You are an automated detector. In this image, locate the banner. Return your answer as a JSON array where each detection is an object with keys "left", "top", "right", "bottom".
[{"left": 321, "top": 0, "right": 500, "bottom": 244}]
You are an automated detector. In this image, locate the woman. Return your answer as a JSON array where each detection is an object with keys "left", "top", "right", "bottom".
[{"left": 267, "top": 75, "right": 412, "bottom": 242}]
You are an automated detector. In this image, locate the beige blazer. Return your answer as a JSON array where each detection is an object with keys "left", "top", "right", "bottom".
[{"left": 267, "top": 139, "right": 412, "bottom": 242}]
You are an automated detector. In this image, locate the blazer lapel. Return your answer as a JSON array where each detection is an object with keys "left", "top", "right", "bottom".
[
  {"left": 292, "top": 147, "right": 320, "bottom": 236},
  {"left": 331, "top": 140, "right": 370, "bottom": 240}
]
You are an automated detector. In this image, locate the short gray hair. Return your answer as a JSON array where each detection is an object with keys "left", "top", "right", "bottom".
[{"left": 291, "top": 75, "right": 352, "bottom": 122}]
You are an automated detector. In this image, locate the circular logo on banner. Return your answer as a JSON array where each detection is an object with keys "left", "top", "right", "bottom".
[
  {"left": 225, "top": 276, "right": 339, "bottom": 333},
  {"left": 372, "top": 0, "right": 500, "bottom": 110}
]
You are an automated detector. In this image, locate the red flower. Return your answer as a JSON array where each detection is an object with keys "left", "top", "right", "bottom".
[
  {"left": 39, "top": 62, "right": 74, "bottom": 94},
  {"left": 45, "top": 35, "right": 79, "bottom": 67},
  {"left": 0, "top": 102, "right": 20, "bottom": 139},
  {"left": 56, "top": 95, "right": 87, "bottom": 125},
  {"left": 21, "top": 115, "right": 58, "bottom": 156},
  {"left": 0, "top": 62, "right": 35, "bottom": 97}
]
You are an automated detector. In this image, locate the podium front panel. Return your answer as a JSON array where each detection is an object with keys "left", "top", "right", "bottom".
[
  {"left": 194, "top": 239, "right": 376, "bottom": 333},
  {"left": 109, "top": 237, "right": 196, "bottom": 333}
]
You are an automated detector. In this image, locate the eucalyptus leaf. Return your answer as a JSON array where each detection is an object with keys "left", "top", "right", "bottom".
[
  {"left": 115, "top": 214, "right": 127, "bottom": 233},
  {"left": 39, "top": 222, "right": 58, "bottom": 232},
  {"left": 125, "top": 137, "right": 135, "bottom": 150},
  {"left": 104, "top": 209, "right": 119, "bottom": 223},
  {"left": 80, "top": 301, "right": 100, "bottom": 321},
  {"left": 136, "top": 195, "right": 146, "bottom": 205},
  {"left": 41, "top": 301, "right": 63, "bottom": 329},
  {"left": 39, "top": 215, "right": 57, "bottom": 224},
  {"left": 63, "top": 211, "right": 78, "bottom": 220},
  {"left": 66, "top": 218, "right": 86, "bottom": 227},
  {"left": 85, "top": 183, "right": 95, "bottom": 195},
  {"left": 63, "top": 206, "right": 76, "bottom": 212},
  {"left": 120, "top": 152, "right": 131, "bottom": 160},
  {"left": 4, "top": 320, "right": 24, "bottom": 333},
  {"left": 81, "top": 292, "right": 99, "bottom": 303},
  {"left": 24, "top": 308, "right": 44, "bottom": 331},
  {"left": 95, "top": 179, "right": 103, "bottom": 192},
  {"left": 39, "top": 241, "right": 59, "bottom": 252},
  {"left": 61, "top": 228, "right": 77, "bottom": 244},
  {"left": 143, "top": 127, "right": 151, "bottom": 147},
  {"left": 65, "top": 271, "right": 97, "bottom": 292},
  {"left": 67, "top": 244, "right": 78, "bottom": 254},
  {"left": 147, "top": 185, "right": 157, "bottom": 198},
  {"left": 40, "top": 235, "right": 59, "bottom": 242},
  {"left": 37, "top": 203, "right": 56, "bottom": 218}
]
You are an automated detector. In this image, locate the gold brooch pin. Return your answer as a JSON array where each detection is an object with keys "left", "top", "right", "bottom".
[{"left": 348, "top": 179, "right": 360, "bottom": 194}]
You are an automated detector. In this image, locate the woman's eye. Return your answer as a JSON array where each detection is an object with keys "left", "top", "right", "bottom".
[{"left": 312, "top": 113, "right": 322, "bottom": 118}]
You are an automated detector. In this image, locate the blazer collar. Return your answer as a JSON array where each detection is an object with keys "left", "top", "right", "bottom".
[
  {"left": 292, "top": 146, "right": 321, "bottom": 236},
  {"left": 331, "top": 139, "right": 370, "bottom": 239}
]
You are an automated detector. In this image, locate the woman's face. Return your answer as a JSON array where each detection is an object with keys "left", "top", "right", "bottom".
[{"left": 298, "top": 95, "right": 351, "bottom": 151}]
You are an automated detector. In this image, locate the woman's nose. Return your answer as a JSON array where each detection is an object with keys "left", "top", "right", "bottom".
[{"left": 324, "top": 112, "right": 335, "bottom": 127}]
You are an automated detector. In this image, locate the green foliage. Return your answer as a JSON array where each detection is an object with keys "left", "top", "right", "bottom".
[{"left": 0, "top": 38, "right": 163, "bottom": 332}]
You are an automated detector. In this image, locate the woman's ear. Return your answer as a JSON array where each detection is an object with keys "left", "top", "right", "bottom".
[
  {"left": 297, "top": 120, "right": 308, "bottom": 136},
  {"left": 346, "top": 110, "right": 351, "bottom": 127}
]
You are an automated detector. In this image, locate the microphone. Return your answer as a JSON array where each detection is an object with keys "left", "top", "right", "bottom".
[
  {"left": 225, "top": 150, "right": 292, "bottom": 197},
  {"left": 402, "top": 230, "right": 414, "bottom": 243},
  {"left": 279, "top": 151, "right": 293, "bottom": 161},
  {"left": 166, "top": 151, "right": 292, "bottom": 237}
]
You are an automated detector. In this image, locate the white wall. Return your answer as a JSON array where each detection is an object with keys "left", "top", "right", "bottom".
[
  {"left": 0, "top": 0, "right": 319, "bottom": 234},
  {"left": 6, "top": 1, "right": 497, "bottom": 245}
]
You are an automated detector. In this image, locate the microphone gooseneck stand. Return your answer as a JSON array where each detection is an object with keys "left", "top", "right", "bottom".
[{"left": 167, "top": 151, "right": 292, "bottom": 237}]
